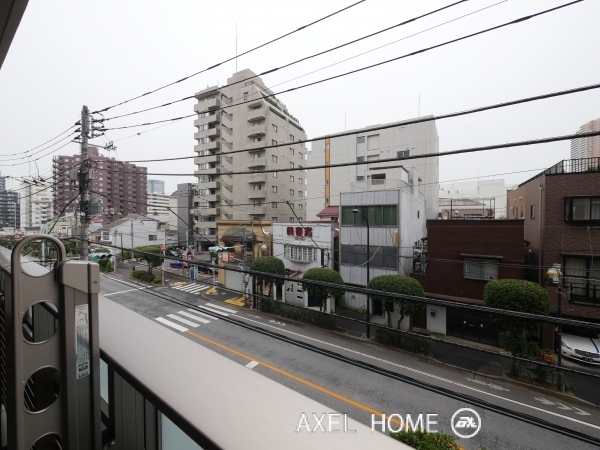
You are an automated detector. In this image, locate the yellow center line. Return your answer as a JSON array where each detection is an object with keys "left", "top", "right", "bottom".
[{"left": 185, "top": 329, "right": 401, "bottom": 426}]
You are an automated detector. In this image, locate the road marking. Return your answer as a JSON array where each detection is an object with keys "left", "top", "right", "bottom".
[
  {"left": 204, "top": 287, "right": 217, "bottom": 295},
  {"left": 269, "top": 320, "right": 286, "bottom": 326},
  {"left": 103, "top": 286, "right": 150, "bottom": 297},
  {"left": 186, "top": 309, "right": 219, "bottom": 321},
  {"left": 186, "top": 285, "right": 210, "bottom": 294},
  {"left": 233, "top": 315, "right": 600, "bottom": 430},
  {"left": 573, "top": 407, "right": 592, "bottom": 416},
  {"left": 205, "top": 303, "right": 237, "bottom": 314},
  {"left": 166, "top": 314, "right": 201, "bottom": 328},
  {"left": 198, "top": 305, "right": 230, "bottom": 316},
  {"left": 101, "top": 274, "right": 148, "bottom": 289},
  {"left": 177, "top": 311, "right": 211, "bottom": 324},
  {"left": 246, "top": 361, "right": 259, "bottom": 370},
  {"left": 156, "top": 317, "right": 188, "bottom": 332},
  {"left": 185, "top": 329, "right": 404, "bottom": 427},
  {"left": 534, "top": 397, "right": 555, "bottom": 405},
  {"left": 247, "top": 314, "right": 261, "bottom": 319},
  {"left": 466, "top": 378, "right": 509, "bottom": 392},
  {"left": 556, "top": 402, "right": 572, "bottom": 411}
]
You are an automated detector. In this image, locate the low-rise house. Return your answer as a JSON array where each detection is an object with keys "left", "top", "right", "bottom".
[{"left": 91, "top": 214, "right": 170, "bottom": 253}]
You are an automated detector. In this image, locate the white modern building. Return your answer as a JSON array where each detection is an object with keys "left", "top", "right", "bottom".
[
  {"left": 19, "top": 181, "right": 53, "bottom": 227},
  {"left": 339, "top": 173, "right": 425, "bottom": 327},
  {"left": 193, "top": 69, "right": 308, "bottom": 246},
  {"left": 571, "top": 117, "right": 600, "bottom": 159},
  {"left": 272, "top": 222, "right": 335, "bottom": 308},
  {"left": 147, "top": 191, "right": 170, "bottom": 223},
  {"left": 93, "top": 214, "right": 175, "bottom": 252},
  {"left": 307, "top": 117, "right": 439, "bottom": 221},
  {"left": 438, "top": 179, "right": 508, "bottom": 219}
]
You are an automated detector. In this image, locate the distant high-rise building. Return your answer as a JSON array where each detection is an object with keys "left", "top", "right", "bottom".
[
  {"left": 52, "top": 147, "right": 147, "bottom": 224},
  {"left": 0, "top": 171, "right": 19, "bottom": 229},
  {"left": 147, "top": 179, "right": 165, "bottom": 194},
  {"left": 307, "top": 118, "right": 439, "bottom": 221},
  {"left": 193, "top": 69, "right": 308, "bottom": 249},
  {"left": 19, "top": 182, "right": 54, "bottom": 227},
  {"left": 571, "top": 118, "right": 600, "bottom": 159}
]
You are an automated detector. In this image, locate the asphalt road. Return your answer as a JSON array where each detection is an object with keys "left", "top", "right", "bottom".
[{"left": 99, "top": 273, "right": 600, "bottom": 450}]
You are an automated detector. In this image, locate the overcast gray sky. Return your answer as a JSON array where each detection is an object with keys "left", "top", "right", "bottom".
[{"left": 1, "top": 0, "right": 599, "bottom": 196}]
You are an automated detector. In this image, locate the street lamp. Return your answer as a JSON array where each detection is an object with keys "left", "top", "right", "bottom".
[{"left": 352, "top": 208, "right": 370, "bottom": 338}]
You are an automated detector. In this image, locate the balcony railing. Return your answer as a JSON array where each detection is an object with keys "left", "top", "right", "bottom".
[
  {"left": 519, "top": 157, "right": 600, "bottom": 187},
  {"left": 568, "top": 283, "right": 600, "bottom": 307}
]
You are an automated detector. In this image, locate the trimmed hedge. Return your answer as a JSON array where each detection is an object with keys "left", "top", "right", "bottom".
[
  {"left": 374, "top": 328, "right": 432, "bottom": 356},
  {"left": 250, "top": 256, "right": 286, "bottom": 289},
  {"left": 302, "top": 268, "right": 345, "bottom": 302},
  {"left": 131, "top": 270, "right": 156, "bottom": 283},
  {"left": 484, "top": 279, "right": 550, "bottom": 315},
  {"left": 98, "top": 259, "right": 113, "bottom": 273},
  {"left": 259, "top": 297, "right": 336, "bottom": 330}
]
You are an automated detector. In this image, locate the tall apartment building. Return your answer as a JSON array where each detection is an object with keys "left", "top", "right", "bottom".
[
  {"left": 571, "top": 117, "right": 600, "bottom": 159},
  {"left": 193, "top": 69, "right": 308, "bottom": 249},
  {"left": 52, "top": 147, "right": 147, "bottom": 224},
  {"left": 19, "top": 181, "right": 53, "bottom": 227},
  {"left": 147, "top": 191, "right": 170, "bottom": 223},
  {"left": 147, "top": 179, "right": 165, "bottom": 194},
  {"left": 0, "top": 172, "right": 19, "bottom": 229},
  {"left": 307, "top": 118, "right": 439, "bottom": 221}
]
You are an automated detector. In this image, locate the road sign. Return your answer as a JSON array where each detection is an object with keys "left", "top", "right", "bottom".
[{"left": 160, "top": 245, "right": 166, "bottom": 251}]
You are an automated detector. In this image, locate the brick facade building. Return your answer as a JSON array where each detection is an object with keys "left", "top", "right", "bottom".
[
  {"left": 507, "top": 158, "right": 600, "bottom": 323},
  {"left": 52, "top": 147, "right": 147, "bottom": 224}
]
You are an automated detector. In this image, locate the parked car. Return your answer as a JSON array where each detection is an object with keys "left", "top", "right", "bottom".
[
  {"left": 165, "top": 248, "right": 181, "bottom": 258},
  {"left": 561, "top": 325, "right": 600, "bottom": 365},
  {"left": 169, "top": 260, "right": 188, "bottom": 269}
]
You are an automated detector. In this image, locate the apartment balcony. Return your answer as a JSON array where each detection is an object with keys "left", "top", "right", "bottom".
[
  {"left": 194, "top": 141, "right": 220, "bottom": 152},
  {"left": 194, "top": 154, "right": 220, "bottom": 165},
  {"left": 196, "top": 207, "right": 220, "bottom": 217},
  {"left": 194, "top": 220, "right": 218, "bottom": 229},
  {"left": 194, "top": 166, "right": 218, "bottom": 177},
  {"left": 197, "top": 180, "right": 219, "bottom": 190},
  {"left": 194, "top": 97, "right": 220, "bottom": 112},
  {"left": 247, "top": 157, "right": 266, "bottom": 168},
  {"left": 194, "top": 113, "right": 219, "bottom": 127},
  {"left": 249, "top": 205, "right": 267, "bottom": 215},
  {"left": 247, "top": 124, "right": 266, "bottom": 138},
  {"left": 247, "top": 173, "right": 267, "bottom": 184},
  {"left": 247, "top": 190, "right": 266, "bottom": 199},
  {"left": 247, "top": 108, "right": 266, "bottom": 122},
  {"left": 247, "top": 140, "right": 266, "bottom": 152},
  {"left": 193, "top": 127, "right": 220, "bottom": 140}
]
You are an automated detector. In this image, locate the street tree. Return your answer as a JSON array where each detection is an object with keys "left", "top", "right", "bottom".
[
  {"left": 301, "top": 268, "right": 345, "bottom": 312},
  {"left": 367, "top": 275, "right": 425, "bottom": 329},
  {"left": 250, "top": 256, "right": 285, "bottom": 298},
  {"left": 484, "top": 279, "right": 550, "bottom": 375},
  {"left": 134, "top": 245, "right": 162, "bottom": 273}
]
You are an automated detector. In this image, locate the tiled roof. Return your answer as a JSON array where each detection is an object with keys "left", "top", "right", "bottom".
[{"left": 316, "top": 206, "right": 339, "bottom": 217}]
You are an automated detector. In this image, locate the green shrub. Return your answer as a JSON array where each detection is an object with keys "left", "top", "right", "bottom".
[
  {"left": 152, "top": 278, "right": 162, "bottom": 284},
  {"left": 374, "top": 328, "right": 432, "bottom": 356},
  {"left": 93, "top": 247, "right": 111, "bottom": 253},
  {"left": 368, "top": 275, "right": 425, "bottom": 329},
  {"left": 131, "top": 270, "right": 156, "bottom": 283},
  {"left": 259, "top": 297, "right": 337, "bottom": 330},
  {"left": 250, "top": 256, "right": 286, "bottom": 296},
  {"left": 98, "top": 259, "right": 113, "bottom": 273},
  {"left": 389, "top": 430, "right": 460, "bottom": 449},
  {"left": 302, "top": 268, "right": 345, "bottom": 311}
]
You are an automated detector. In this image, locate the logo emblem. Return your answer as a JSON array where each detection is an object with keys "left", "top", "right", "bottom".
[{"left": 451, "top": 408, "right": 481, "bottom": 439}]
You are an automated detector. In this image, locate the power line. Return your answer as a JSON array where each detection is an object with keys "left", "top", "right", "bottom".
[
  {"left": 101, "top": 0, "right": 469, "bottom": 123},
  {"left": 0, "top": 132, "right": 79, "bottom": 165},
  {"left": 99, "top": 1, "right": 585, "bottom": 133},
  {"left": 0, "top": 123, "right": 78, "bottom": 158},
  {"left": 93, "top": 0, "right": 366, "bottom": 114}
]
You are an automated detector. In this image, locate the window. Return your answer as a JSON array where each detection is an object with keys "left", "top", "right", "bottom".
[
  {"left": 254, "top": 201, "right": 262, "bottom": 206},
  {"left": 272, "top": 155, "right": 277, "bottom": 162},
  {"left": 357, "top": 136, "right": 365, "bottom": 144},
  {"left": 530, "top": 205, "right": 536, "bottom": 219},
  {"left": 272, "top": 124, "right": 278, "bottom": 132},
  {"left": 272, "top": 186, "right": 278, "bottom": 193},
  {"left": 564, "top": 257, "right": 600, "bottom": 303},
  {"left": 253, "top": 121, "right": 262, "bottom": 126},
  {"left": 272, "top": 202, "right": 277, "bottom": 208},
  {"left": 290, "top": 134, "right": 295, "bottom": 142},
  {"left": 290, "top": 189, "right": 295, "bottom": 195},
  {"left": 254, "top": 152, "right": 262, "bottom": 158},
  {"left": 290, "top": 217, "right": 295, "bottom": 223},
  {"left": 289, "top": 203, "right": 294, "bottom": 209},
  {"left": 290, "top": 162, "right": 295, "bottom": 168},
  {"left": 253, "top": 184, "right": 263, "bottom": 191},
  {"left": 298, "top": 178, "right": 303, "bottom": 184},
  {"left": 101, "top": 231, "right": 110, "bottom": 241},
  {"left": 149, "top": 235, "right": 157, "bottom": 241},
  {"left": 463, "top": 259, "right": 498, "bottom": 280},
  {"left": 341, "top": 245, "right": 397, "bottom": 269},
  {"left": 357, "top": 156, "right": 365, "bottom": 163},
  {"left": 371, "top": 173, "right": 386, "bottom": 185},
  {"left": 272, "top": 139, "right": 277, "bottom": 146},
  {"left": 341, "top": 205, "right": 397, "bottom": 226},
  {"left": 273, "top": 172, "right": 277, "bottom": 178},
  {"left": 198, "top": 111, "right": 215, "bottom": 118},
  {"left": 290, "top": 176, "right": 294, "bottom": 182},
  {"left": 253, "top": 106, "right": 261, "bottom": 110},
  {"left": 397, "top": 150, "right": 409, "bottom": 158},
  {"left": 565, "top": 197, "right": 600, "bottom": 221},
  {"left": 244, "top": 92, "right": 248, "bottom": 101},
  {"left": 290, "top": 148, "right": 295, "bottom": 155},
  {"left": 253, "top": 137, "right": 262, "bottom": 142},
  {"left": 299, "top": 203, "right": 303, "bottom": 209},
  {"left": 272, "top": 217, "right": 278, "bottom": 223},
  {"left": 299, "top": 152, "right": 303, "bottom": 159},
  {"left": 357, "top": 176, "right": 364, "bottom": 181},
  {"left": 299, "top": 191, "right": 304, "bottom": 197}
]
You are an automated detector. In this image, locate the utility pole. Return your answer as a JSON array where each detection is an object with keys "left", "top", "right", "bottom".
[
  {"left": 131, "top": 219, "right": 134, "bottom": 251},
  {"left": 79, "top": 105, "right": 90, "bottom": 260},
  {"left": 557, "top": 267, "right": 563, "bottom": 390}
]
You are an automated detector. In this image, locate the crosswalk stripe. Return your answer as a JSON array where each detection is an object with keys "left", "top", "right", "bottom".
[
  {"left": 177, "top": 284, "right": 201, "bottom": 292},
  {"left": 156, "top": 317, "right": 188, "bottom": 332},
  {"left": 205, "top": 303, "right": 237, "bottom": 314},
  {"left": 167, "top": 314, "right": 202, "bottom": 328},
  {"left": 177, "top": 311, "right": 211, "bottom": 324},
  {"left": 186, "top": 309, "right": 219, "bottom": 321},
  {"left": 187, "top": 285, "right": 210, "bottom": 293},
  {"left": 198, "top": 305, "right": 229, "bottom": 317}
]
